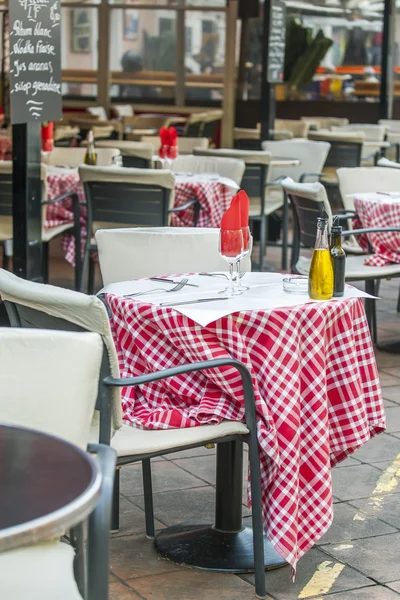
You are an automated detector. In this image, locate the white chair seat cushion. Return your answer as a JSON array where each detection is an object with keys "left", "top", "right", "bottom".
[
  {"left": 42, "top": 223, "right": 74, "bottom": 242},
  {"left": 249, "top": 189, "right": 284, "bottom": 217},
  {"left": 90, "top": 420, "right": 249, "bottom": 458},
  {"left": 296, "top": 254, "right": 400, "bottom": 280},
  {"left": 0, "top": 541, "right": 82, "bottom": 600}
]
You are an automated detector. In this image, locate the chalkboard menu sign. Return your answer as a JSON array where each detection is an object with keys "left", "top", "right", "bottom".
[
  {"left": 9, "top": 0, "right": 62, "bottom": 125},
  {"left": 267, "top": 0, "right": 286, "bottom": 84}
]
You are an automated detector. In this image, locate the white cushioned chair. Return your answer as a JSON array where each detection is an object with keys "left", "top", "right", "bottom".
[
  {"left": 281, "top": 177, "right": 400, "bottom": 341},
  {"left": 0, "top": 269, "right": 266, "bottom": 599},
  {"left": 42, "top": 147, "right": 120, "bottom": 168},
  {"left": 95, "top": 227, "right": 252, "bottom": 285},
  {"left": 274, "top": 119, "right": 310, "bottom": 138},
  {"left": 171, "top": 154, "right": 245, "bottom": 187},
  {"left": 301, "top": 116, "right": 349, "bottom": 130},
  {"left": 0, "top": 162, "right": 81, "bottom": 289},
  {"left": 0, "top": 328, "right": 115, "bottom": 600},
  {"left": 377, "top": 156, "right": 400, "bottom": 169},
  {"left": 331, "top": 124, "right": 386, "bottom": 163},
  {"left": 94, "top": 140, "right": 153, "bottom": 168},
  {"left": 78, "top": 165, "right": 178, "bottom": 293}
]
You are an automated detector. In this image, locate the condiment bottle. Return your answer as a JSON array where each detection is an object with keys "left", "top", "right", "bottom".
[
  {"left": 330, "top": 222, "right": 346, "bottom": 297},
  {"left": 84, "top": 130, "right": 97, "bottom": 166},
  {"left": 308, "top": 217, "right": 334, "bottom": 300}
]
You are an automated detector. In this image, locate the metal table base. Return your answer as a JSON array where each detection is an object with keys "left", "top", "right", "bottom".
[{"left": 154, "top": 441, "right": 287, "bottom": 573}]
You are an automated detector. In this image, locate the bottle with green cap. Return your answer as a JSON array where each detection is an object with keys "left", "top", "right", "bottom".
[
  {"left": 308, "top": 217, "right": 334, "bottom": 300},
  {"left": 330, "top": 216, "right": 346, "bottom": 297}
]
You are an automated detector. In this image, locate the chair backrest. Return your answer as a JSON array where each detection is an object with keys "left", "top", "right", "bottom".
[
  {"left": 309, "top": 130, "right": 364, "bottom": 168},
  {"left": 193, "top": 148, "right": 271, "bottom": 210},
  {"left": 337, "top": 166, "right": 400, "bottom": 211},
  {"left": 140, "top": 136, "right": 209, "bottom": 155},
  {"left": 332, "top": 123, "right": 386, "bottom": 142},
  {"left": 281, "top": 178, "right": 331, "bottom": 268},
  {"left": 0, "top": 161, "right": 13, "bottom": 216},
  {"left": 275, "top": 119, "right": 310, "bottom": 138},
  {"left": 171, "top": 155, "right": 245, "bottom": 186},
  {"left": 202, "top": 111, "right": 222, "bottom": 141},
  {"left": 87, "top": 106, "right": 108, "bottom": 121},
  {"left": 113, "top": 104, "right": 134, "bottom": 118},
  {"left": 233, "top": 128, "right": 262, "bottom": 150},
  {"left": 0, "top": 268, "right": 122, "bottom": 443},
  {"left": 95, "top": 140, "right": 153, "bottom": 168},
  {"left": 96, "top": 227, "right": 252, "bottom": 285},
  {"left": 0, "top": 328, "right": 102, "bottom": 449},
  {"left": 43, "top": 147, "right": 120, "bottom": 167},
  {"left": 0, "top": 162, "right": 47, "bottom": 225},
  {"left": 261, "top": 139, "right": 331, "bottom": 182},
  {"left": 183, "top": 112, "right": 209, "bottom": 137},
  {"left": 79, "top": 165, "right": 175, "bottom": 232},
  {"left": 301, "top": 116, "right": 349, "bottom": 130},
  {"left": 377, "top": 157, "right": 400, "bottom": 169}
]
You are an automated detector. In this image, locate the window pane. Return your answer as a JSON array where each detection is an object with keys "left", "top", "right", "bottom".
[
  {"left": 185, "top": 10, "right": 225, "bottom": 102},
  {"left": 61, "top": 7, "right": 98, "bottom": 98},
  {"left": 110, "top": 8, "right": 177, "bottom": 101}
]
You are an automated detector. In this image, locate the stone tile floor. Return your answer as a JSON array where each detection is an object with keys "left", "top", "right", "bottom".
[{"left": 49, "top": 247, "right": 400, "bottom": 600}]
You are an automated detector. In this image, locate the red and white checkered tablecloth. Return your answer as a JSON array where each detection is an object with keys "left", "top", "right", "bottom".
[
  {"left": 354, "top": 193, "right": 400, "bottom": 266},
  {"left": 44, "top": 171, "right": 232, "bottom": 265},
  {"left": 171, "top": 180, "right": 234, "bottom": 228},
  {"left": 45, "top": 169, "right": 87, "bottom": 265},
  {"left": 105, "top": 293, "right": 385, "bottom": 572}
]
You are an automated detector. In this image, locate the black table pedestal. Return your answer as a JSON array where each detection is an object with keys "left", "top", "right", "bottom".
[{"left": 154, "top": 441, "right": 287, "bottom": 573}]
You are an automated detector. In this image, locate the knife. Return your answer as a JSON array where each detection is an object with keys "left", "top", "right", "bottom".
[
  {"left": 150, "top": 277, "right": 199, "bottom": 288},
  {"left": 160, "top": 297, "right": 229, "bottom": 307}
]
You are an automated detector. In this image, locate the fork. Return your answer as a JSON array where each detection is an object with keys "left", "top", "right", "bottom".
[
  {"left": 124, "top": 278, "right": 189, "bottom": 298},
  {"left": 199, "top": 271, "right": 246, "bottom": 280}
]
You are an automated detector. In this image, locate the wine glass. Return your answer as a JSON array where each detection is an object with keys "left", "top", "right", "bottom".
[
  {"left": 218, "top": 229, "right": 244, "bottom": 296},
  {"left": 235, "top": 226, "right": 251, "bottom": 291}
]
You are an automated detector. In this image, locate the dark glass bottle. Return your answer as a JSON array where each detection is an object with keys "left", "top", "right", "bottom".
[{"left": 330, "top": 225, "right": 346, "bottom": 297}]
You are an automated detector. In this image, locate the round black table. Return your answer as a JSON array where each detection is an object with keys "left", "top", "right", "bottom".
[
  {"left": 155, "top": 440, "right": 287, "bottom": 573},
  {"left": 0, "top": 424, "right": 101, "bottom": 552}
]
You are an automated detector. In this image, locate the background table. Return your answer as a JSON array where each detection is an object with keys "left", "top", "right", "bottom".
[
  {"left": 105, "top": 290, "right": 384, "bottom": 573},
  {"left": 354, "top": 192, "right": 400, "bottom": 266},
  {"left": 0, "top": 424, "right": 101, "bottom": 552},
  {"left": 45, "top": 169, "right": 235, "bottom": 264}
]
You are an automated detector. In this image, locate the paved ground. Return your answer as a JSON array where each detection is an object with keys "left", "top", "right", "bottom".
[{"left": 48, "top": 245, "right": 400, "bottom": 600}]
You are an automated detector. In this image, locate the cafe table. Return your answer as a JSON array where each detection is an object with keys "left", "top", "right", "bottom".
[
  {"left": 0, "top": 424, "right": 101, "bottom": 553},
  {"left": 101, "top": 272, "right": 385, "bottom": 574}
]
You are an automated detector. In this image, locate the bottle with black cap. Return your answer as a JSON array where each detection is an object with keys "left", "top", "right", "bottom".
[{"left": 330, "top": 216, "right": 346, "bottom": 297}]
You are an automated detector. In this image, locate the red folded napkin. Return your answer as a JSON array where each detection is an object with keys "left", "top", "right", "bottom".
[
  {"left": 159, "top": 127, "right": 170, "bottom": 158},
  {"left": 168, "top": 126, "right": 178, "bottom": 159},
  {"left": 220, "top": 198, "right": 242, "bottom": 257},
  {"left": 236, "top": 190, "right": 250, "bottom": 250}
]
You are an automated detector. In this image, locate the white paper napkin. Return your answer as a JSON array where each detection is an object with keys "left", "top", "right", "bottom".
[{"left": 99, "top": 273, "right": 377, "bottom": 327}]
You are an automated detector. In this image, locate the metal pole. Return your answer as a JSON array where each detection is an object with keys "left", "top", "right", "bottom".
[
  {"left": 98, "top": 0, "right": 110, "bottom": 113},
  {"left": 260, "top": 1, "right": 275, "bottom": 140},
  {"left": 380, "top": 0, "right": 393, "bottom": 119},
  {"left": 214, "top": 441, "right": 243, "bottom": 532},
  {"left": 221, "top": 0, "right": 239, "bottom": 148},
  {"left": 175, "top": 0, "right": 185, "bottom": 106},
  {"left": 12, "top": 123, "right": 43, "bottom": 281}
]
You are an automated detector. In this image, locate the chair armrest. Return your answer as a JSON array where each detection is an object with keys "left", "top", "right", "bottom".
[
  {"left": 168, "top": 199, "right": 198, "bottom": 213},
  {"left": 86, "top": 443, "right": 117, "bottom": 600},
  {"left": 104, "top": 357, "right": 258, "bottom": 435},
  {"left": 265, "top": 176, "right": 286, "bottom": 187},
  {"left": 41, "top": 191, "right": 79, "bottom": 205},
  {"left": 299, "top": 172, "right": 324, "bottom": 183},
  {"left": 342, "top": 227, "right": 400, "bottom": 236}
]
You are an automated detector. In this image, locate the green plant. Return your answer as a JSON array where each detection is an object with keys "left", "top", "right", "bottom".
[{"left": 285, "top": 17, "right": 333, "bottom": 89}]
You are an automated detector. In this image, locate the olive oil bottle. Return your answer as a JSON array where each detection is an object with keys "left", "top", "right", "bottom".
[
  {"left": 84, "top": 130, "right": 97, "bottom": 166},
  {"left": 308, "top": 217, "right": 334, "bottom": 301}
]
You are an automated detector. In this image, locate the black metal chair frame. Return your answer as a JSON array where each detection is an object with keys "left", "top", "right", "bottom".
[
  {"left": 121, "top": 156, "right": 151, "bottom": 169},
  {"left": 0, "top": 174, "right": 82, "bottom": 290},
  {"left": 287, "top": 190, "right": 400, "bottom": 343},
  {"left": 4, "top": 299, "right": 267, "bottom": 599},
  {"left": 81, "top": 180, "right": 199, "bottom": 293}
]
